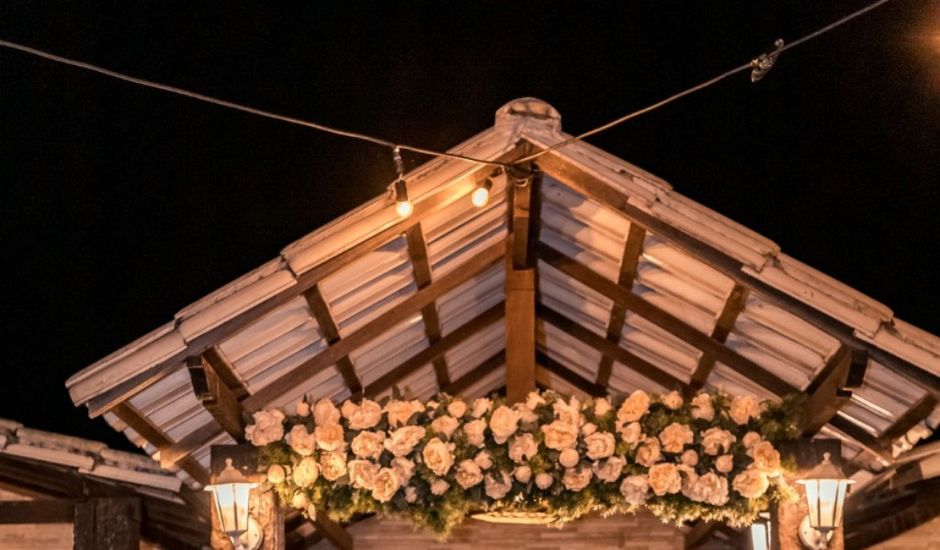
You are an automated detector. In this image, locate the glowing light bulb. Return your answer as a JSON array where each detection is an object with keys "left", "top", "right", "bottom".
[
  {"left": 396, "top": 199, "right": 413, "bottom": 218},
  {"left": 394, "top": 179, "right": 412, "bottom": 218},
  {"left": 472, "top": 179, "right": 493, "bottom": 208}
]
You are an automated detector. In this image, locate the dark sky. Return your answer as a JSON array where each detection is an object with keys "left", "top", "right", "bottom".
[{"left": 2, "top": 1, "right": 939, "bottom": 451}]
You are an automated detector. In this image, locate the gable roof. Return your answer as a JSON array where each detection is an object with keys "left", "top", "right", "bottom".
[{"left": 66, "top": 98, "right": 940, "bottom": 490}]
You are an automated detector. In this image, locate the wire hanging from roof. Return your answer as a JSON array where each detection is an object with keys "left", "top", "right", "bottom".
[{"left": 0, "top": 0, "right": 893, "bottom": 172}]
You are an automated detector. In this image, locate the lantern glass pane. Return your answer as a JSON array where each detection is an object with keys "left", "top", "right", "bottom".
[
  {"left": 817, "top": 479, "right": 839, "bottom": 528},
  {"left": 211, "top": 482, "right": 251, "bottom": 537},
  {"left": 803, "top": 480, "right": 820, "bottom": 526},
  {"left": 750, "top": 522, "right": 770, "bottom": 550},
  {"left": 833, "top": 481, "right": 849, "bottom": 528}
]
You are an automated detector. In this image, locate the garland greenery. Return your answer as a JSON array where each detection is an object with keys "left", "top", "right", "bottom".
[{"left": 244, "top": 389, "right": 803, "bottom": 536}]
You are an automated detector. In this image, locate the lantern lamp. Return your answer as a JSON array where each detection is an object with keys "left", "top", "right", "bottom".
[
  {"left": 205, "top": 458, "right": 259, "bottom": 548},
  {"left": 796, "top": 452, "right": 854, "bottom": 549},
  {"left": 471, "top": 178, "right": 493, "bottom": 208},
  {"left": 749, "top": 512, "right": 772, "bottom": 550},
  {"left": 394, "top": 179, "right": 413, "bottom": 218}
]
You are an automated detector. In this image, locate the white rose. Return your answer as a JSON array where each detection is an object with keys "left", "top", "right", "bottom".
[
  {"left": 594, "top": 398, "right": 612, "bottom": 416},
  {"left": 616, "top": 390, "right": 650, "bottom": 425},
  {"left": 484, "top": 471, "right": 512, "bottom": 500},
  {"left": 694, "top": 472, "right": 729, "bottom": 506},
  {"left": 585, "top": 432, "right": 616, "bottom": 460},
  {"left": 514, "top": 465, "right": 532, "bottom": 484},
  {"left": 313, "top": 399, "right": 341, "bottom": 426},
  {"left": 371, "top": 467, "right": 402, "bottom": 503},
  {"left": 729, "top": 395, "right": 761, "bottom": 425},
  {"left": 296, "top": 401, "right": 311, "bottom": 417},
  {"left": 618, "top": 421, "right": 644, "bottom": 447},
  {"left": 488, "top": 405, "right": 521, "bottom": 444},
  {"left": 514, "top": 402, "right": 539, "bottom": 424},
  {"left": 291, "top": 491, "right": 308, "bottom": 509},
  {"left": 319, "top": 451, "right": 347, "bottom": 481},
  {"left": 748, "top": 441, "right": 782, "bottom": 475},
  {"left": 351, "top": 430, "right": 385, "bottom": 460},
  {"left": 742, "top": 431, "right": 762, "bottom": 449},
  {"left": 662, "top": 390, "right": 683, "bottom": 410},
  {"left": 463, "top": 418, "right": 487, "bottom": 448},
  {"left": 471, "top": 397, "right": 492, "bottom": 418},
  {"left": 405, "top": 485, "right": 418, "bottom": 503},
  {"left": 422, "top": 438, "right": 455, "bottom": 476},
  {"left": 732, "top": 467, "right": 769, "bottom": 498},
  {"left": 341, "top": 399, "right": 382, "bottom": 430},
  {"left": 384, "top": 425, "right": 426, "bottom": 457},
  {"left": 314, "top": 423, "right": 345, "bottom": 452},
  {"left": 535, "top": 472, "right": 554, "bottom": 490},
  {"left": 700, "top": 428, "right": 736, "bottom": 456},
  {"left": 267, "top": 464, "right": 286, "bottom": 484},
  {"left": 681, "top": 450, "right": 699, "bottom": 467},
  {"left": 455, "top": 459, "right": 483, "bottom": 489},
  {"left": 635, "top": 439, "right": 662, "bottom": 468},
  {"left": 620, "top": 475, "right": 649, "bottom": 504},
  {"left": 245, "top": 409, "right": 285, "bottom": 446},
  {"left": 581, "top": 422, "right": 597, "bottom": 436},
  {"left": 594, "top": 456, "right": 626, "bottom": 483},
  {"left": 562, "top": 467, "right": 593, "bottom": 492},
  {"left": 286, "top": 425, "right": 317, "bottom": 456},
  {"left": 348, "top": 459, "right": 380, "bottom": 490},
  {"left": 541, "top": 420, "right": 579, "bottom": 451},
  {"left": 391, "top": 457, "right": 415, "bottom": 484},
  {"left": 690, "top": 393, "right": 714, "bottom": 421},
  {"left": 559, "top": 448, "right": 580, "bottom": 468},
  {"left": 716, "top": 454, "right": 734, "bottom": 473},
  {"left": 292, "top": 456, "right": 319, "bottom": 487},
  {"left": 447, "top": 400, "right": 468, "bottom": 418},
  {"left": 430, "top": 478, "right": 450, "bottom": 495},
  {"left": 647, "top": 463, "right": 681, "bottom": 496},
  {"left": 431, "top": 415, "right": 460, "bottom": 439},
  {"left": 553, "top": 395, "right": 583, "bottom": 427},
  {"left": 525, "top": 391, "right": 546, "bottom": 410},
  {"left": 427, "top": 400, "right": 439, "bottom": 411},
  {"left": 658, "top": 422, "right": 694, "bottom": 454},
  {"left": 386, "top": 400, "right": 425, "bottom": 427},
  {"left": 508, "top": 433, "right": 539, "bottom": 463}
]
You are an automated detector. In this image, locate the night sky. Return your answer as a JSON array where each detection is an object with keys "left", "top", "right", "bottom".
[{"left": 2, "top": 1, "right": 938, "bottom": 452}]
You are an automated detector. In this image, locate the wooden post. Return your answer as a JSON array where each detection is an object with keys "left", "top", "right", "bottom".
[
  {"left": 210, "top": 445, "right": 285, "bottom": 550},
  {"left": 73, "top": 496, "right": 141, "bottom": 550}
]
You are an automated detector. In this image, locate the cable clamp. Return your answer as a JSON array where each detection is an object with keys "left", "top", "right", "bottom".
[{"left": 751, "top": 39, "right": 785, "bottom": 82}]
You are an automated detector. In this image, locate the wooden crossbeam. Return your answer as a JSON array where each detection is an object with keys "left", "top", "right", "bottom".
[
  {"left": 830, "top": 415, "right": 894, "bottom": 462},
  {"left": 684, "top": 521, "right": 721, "bottom": 550},
  {"left": 0, "top": 499, "right": 75, "bottom": 524},
  {"left": 202, "top": 346, "right": 248, "bottom": 400},
  {"left": 405, "top": 224, "right": 451, "bottom": 389},
  {"left": 597, "top": 224, "right": 646, "bottom": 386},
  {"left": 880, "top": 393, "right": 939, "bottom": 444},
  {"left": 541, "top": 244, "right": 795, "bottom": 396},
  {"left": 538, "top": 303, "right": 686, "bottom": 391},
  {"left": 312, "top": 515, "right": 353, "bottom": 550},
  {"left": 187, "top": 356, "right": 246, "bottom": 442},
  {"left": 533, "top": 148, "right": 940, "bottom": 398},
  {"left": 444, "top": 351, "right": 506, "bottom": 396},
  {"left": 365, "top": 302, "right": 505, "bottom": 398},
  {"left": 84, "top": 146, "right": 528, "bottom": 418},
  {"left": 688, "top": 284, "right": 749, "bottom": 391},
  {"left": 304, "top": 284, "right": 363, "bottom": 395},
  {"left": 802, "top": 347, "right": 868, "bottom": 436},
  {"left": 536, "top": 349, "right": 607, "bottom": 396}
]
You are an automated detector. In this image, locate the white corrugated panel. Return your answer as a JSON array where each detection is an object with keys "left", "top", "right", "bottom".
[
  {"left": 620, "top": 313, "right": 700, "bottom": 382},
  {"left": 424, "top": 185, "right": 508, "bottom": 279},
  {"left": 127, "top": 369, "right": 219, "bottom": 443},
  {"left": 350, "top": 316, "right": 428, "bottom": 387},
  {"left": 436, "top": 264, "right": 504, "bottom": 336},
  {"left": 540, "top": 262, "right": 611, "bottom": 337},
  {"left": 538, "top": 369, "right": 589, "bottom": 401},
  {"left": 707, "top": 363, "right": 777, "bottom": 401},
  {"left": 607, "top": 362, "right": 667, "bottom": 395},
  {"left": 375, "top": 365, "right": 438, "bottom": 402},
  {"left": 445, "top": 322, "right": 505, "bottom": 383},
  {"left": 538, "top": 323, "right": 602, "bottom": 384},
  {"left": 458, "top": 365, "right": 506, "bottom": 399}
]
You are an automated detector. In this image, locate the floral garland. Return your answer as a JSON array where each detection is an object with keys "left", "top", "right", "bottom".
[{"left": 245, "top": 389, "right": 802, "bottom": 536}]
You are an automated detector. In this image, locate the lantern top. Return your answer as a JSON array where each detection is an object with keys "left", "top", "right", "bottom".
[
  {"left": 797, "top": 452, "right": 855, "bottom": 484},
  {"left": 209, "top": 458, "right": 257, "bottom": 487}
]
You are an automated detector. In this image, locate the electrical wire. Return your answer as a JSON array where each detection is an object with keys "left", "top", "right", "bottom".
[{"left": 0, "top": 0, "right": 894, "bottom": 171}]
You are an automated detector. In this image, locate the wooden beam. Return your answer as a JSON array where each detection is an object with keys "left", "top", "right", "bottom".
[
  {"left": 533, "top": 147, "right": 940, "bottom": 398},
  {"left": 203, "top": 346, "right": 248, "bottom": 400},
  {"left": 597, "top": 224, "right": 646, "bottom": 386},
  {"left": 83, "top": 146, "right": 529, "bottom": 418},
  {"left": 684, "top": 521, "right": 721, "bottom": 550},
  {"left": 880, "top": 393, "right": 939, "bottom": 444},
  {"left": 312, "top": 515, "right": 353, "bottom": 550},
  {"left": 830, "top": 415, "right": 894, "bottom": 463},
  {"left": 405, "top": 224, "right": 451, "bottom": 389},
  {"left": 303, "top": 284, "right": 363, "bottom": 395},
  {"left": 541, "top": 244, "right": 795, "bottom": 396},
  {"left": 0, "top": 499, "right": 75, "bottom": 524},
  {"left": 536, "top": 349, "right": 607, "bottom": 396},
  {"left": 505, "top": 165, "right": 541, "bottom": 403},
  {"left": 365, "top": 302, "right": 505, "bottom": 398},
  {"left": 538, "top": 303, "right": 686, "bottom": 391},
  {"left": 802, "top": 347, "right": 868, "bottom": 436},
  {"left": 688, "top": 284, "right": 749, "bottom": 391},
  {"left": 187, "top": 356, "right": 246, "bottom": 442},
  {"left": 444, "top": 351, "right": 506, "bottom": 396}
]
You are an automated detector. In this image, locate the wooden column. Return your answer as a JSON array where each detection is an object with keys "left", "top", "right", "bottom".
[
  {"left": 505, "top": 165, "right": 541, "bottom": 404},
  {"left": 73, "top": 497, "right": 141, "bottom": 550},
  {"left": 210, "top": 445, "right": 285, "bottom": 550}
]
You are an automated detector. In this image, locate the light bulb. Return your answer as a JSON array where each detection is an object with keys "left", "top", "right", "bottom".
[
  {"left": 472, "top": 179, "right": 493, "bottom": 208},
  {"left": 394, "top": 179, "right": 412, "bottom": 218}
]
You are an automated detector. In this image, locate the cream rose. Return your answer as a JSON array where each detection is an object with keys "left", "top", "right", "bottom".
[
  {"left": 748, "top": 441, "right": 781, "bottom": 475},
  {"left": 594, "top": 456, "right": 626, "bottom": 483},
  {"left": 562, "top": 466, "right": 593, "bottom": 492},
  {"left": 384, "top": 425, "right": 426, "bottom": 457},
  {"left": 732, "top": 467, "right": 769, "bottom": 498},
  {"left": 700, "top": 427, "right": 736, "bottom": 456},
  {"left": 314, "top": 423, "right": 345, "bottom": 452},
  {"left": 729, "top": 395, "right": 761, "bottom": 425},
  {"left": 319, "top": 451, "right": 347, "bottom": 481},
  {"left": 662, "top": 390, "right": 683, "bottom": 410},
  {"left": 618, "top": 421, "right": 644, "bottom": 447},
  {"left": 585, "top": 431, "right": 616, "bottom": 460},
  {"left": 267, "top": 464, "right": 286, "bottom": 484},
  {"left": 716, "top": 454, "right": 734, "bottom": 473},
  {"left": 292, "top": 456, "right": 319, "bottom": 487},
  {"left": 541, "top": 420, "right": 579, "bottom": 450},
  {"left": 246, "top": 409, "right": 285, "bottom": 446},
  {"left": 386, "top": 400, "right": 425, "bottom": 427},
  {"left": 617, "top": 390, "right": 650, "bottom": 424},
  {"left": 635, "top": 439, "right": 662, "bottom": 468},
  {"left": 620, "top": 475, "right": 649, "bottom": 504},
  {"left": 431, "top": 415, "right": 459, "bottom": 439},
  {"left": 535, "top": 472, "right": 554, "bottom": 490},
  {"left": 514, "top": 465, "right": 532, "bottom": 484},
  {"left": 691, "top": 393, "right": 715, "bottom": 421},
  {"left": 525, "top": 391, "right": 546, "bottom": 410},
  {"left": 474, "top": 450, "right": 494, "bottom": 470},
  {"left": 581, "top": 422, "right": 597, "bottom": 436},
  {"left": 455, "top": 459, "right": 483, "bottom": 489},
  {"left": 371, "top": 467, "right": 402, "bottom": 503},
  {"left": 351, "top": 430, "right": 385, "bottom": 460},
  {"left": 463, "top": 418, "right": 487, "bottom": 448},
  {"left": 447, "top": 399, "right": 468, "bottom": 419},
  {"left": 701, "top": 472, "right": 729, "bottom": 506},
  {"left": 313, "top": 399, "right": 341, "bottom": 426},
  {"left": 485, "top": 471, "right": 512, "bottom": 499},
  {"left": 553, "top": 396, "right": 583, "bottom": 427},
  {"left": 431, "top": 478, "right": 450, "bottom": 495},
  {"left": 594, "top": 397, "right": 612, "bottom": 416},
  {"left": 348, "top": 459, "right": 380, "bottom": 490},
  {"left": 742, "top": 431, "right": 762, "bottom": 450},
  {"left": 296, "top": 401, "right": 311, "bottom": 417},
  {"left": 291, "top": 491, "right": 308, "bottom": 509},
  {"left": 391, "top": 457, "right": 415, "bottom": 484},
  {"left": 647, "top": 463, "right": 681, "bottom": 496},
  {"left": 508, "top": 433, "right": 539, "bottom": 463},
  {"left": 682, "top": 450, "right": 699, "bottom": 467},
  {"left": 341, "top": 398, "right": 382, "bottom": 430},
  {"left": 559, "top": 448, "right": 580, "bottom": 468},
  {"left": 658, "top": 422, "right": 694, "bottom": 454},
  {"left": 471, "top": 397, "right": 492, "bottom": 418},
  {"left": 489, "top": 405, "right": 521, "bottom": 444},
  {"left": 286, "top": 425, "right": 317, "bottom": 456},
  {"left": 422, "top": 438, "right": 455, "bottom": 476},
  {"left": 405, "top": 485, "right": 418, "bottom": 503},
  {"left": 514, "top": 402, "right": 539, "bottom": 424}
]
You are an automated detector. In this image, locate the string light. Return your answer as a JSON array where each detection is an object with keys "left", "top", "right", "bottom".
[
  {"left": 391, "top": 146, "right": 413, "bottom": 218},
  {"left": 471, "top": 179, "right": 493, "bottom": 208}
]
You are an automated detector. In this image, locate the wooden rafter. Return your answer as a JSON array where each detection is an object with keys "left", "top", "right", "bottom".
[
  {"left": 688, "top": 284, "right": 749, "bottom": 391},
  {"left": 802, "top": 347, "right": 868, "bottom": 436},
  {"left": 597, "top": 224, "right": 646, "bottom": 386},
  {"left": 538, "top": 303, "right": 686, "bottom": 390},
  {"left": 405, "top": 223, "right": 451, "bottom": 389},
  {"left": 312, "top": 515, "right": 354, "bottom": 550},
  {"left": 830, "top": 415, "right": 893, "bottom": 462},
  {"left": 444, "top": 351, "right": 506, "bottom": 396},
  {"left": 536, "top": 348, "right": 607, "bottom": 396},
  {"left": 304, "top": 284, "right": 363, "bottom": 395},
  {"left": 505, "top": 165, "right": 541, "bottom": 403},
  {"left": 84, "top": 146, "right": 528, "bottom": 418},
  {"left": 202, "top": 346, "right": 248, "bottom": 400},
  {"left": 0, "top": 500, "right": 74, "bottom": 524},
  {"left": 187, "top": 355, "right": 246, "bottom": 442},
  {"left": 532, "top": 148, "right": 940, "bottom": 398},
  {"left": 879, "top": 393, "right": 939, "bottom": 445}
]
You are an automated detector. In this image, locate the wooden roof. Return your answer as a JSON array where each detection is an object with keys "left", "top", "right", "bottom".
[{"left": 66, "top": 98, "right": 940, "bottom": 496}]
